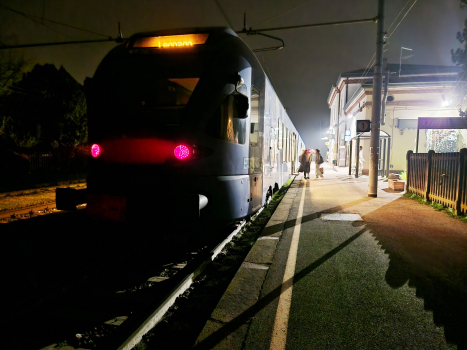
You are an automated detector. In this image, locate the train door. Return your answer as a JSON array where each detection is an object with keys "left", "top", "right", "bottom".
[{"left": 249, "top": 86, "right": 263, "bottom": 213}]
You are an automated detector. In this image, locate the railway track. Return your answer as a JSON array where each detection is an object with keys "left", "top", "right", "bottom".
[
  {"left": 0, "top": 202, "right": 60, "bottom": 221},
  {"left": 4, "top": 206, "right": 264, "bottom": 350}
]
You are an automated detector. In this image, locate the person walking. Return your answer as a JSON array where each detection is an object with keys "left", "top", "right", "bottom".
[
  {"left": 299, "top": 149, "right": 311, "bottom": 179},
  {"left": 315, "top": 149, "right": 324, "bottom": 179}
]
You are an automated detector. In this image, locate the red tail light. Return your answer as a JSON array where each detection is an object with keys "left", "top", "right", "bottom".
[
  {"left": 174, "top": 145, "right": 190, "bottom": 160},
  {"left": 91, "top": 144, "right": 101, "bottom": 158}
]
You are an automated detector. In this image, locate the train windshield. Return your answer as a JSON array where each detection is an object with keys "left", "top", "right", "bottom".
[
  {"left": 142, "top": 78, "right": 199, "bottom": 108},
  {"left": 92, "top": 52, "right": 210, "bottom": 128}
]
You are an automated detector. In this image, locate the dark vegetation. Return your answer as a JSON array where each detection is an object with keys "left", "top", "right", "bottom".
[
  {"left": 403, "top": 192, "right": 467, "bottom": 222},
  {"left": 452, "top": 0, "right": 467, "bottom": 109},
  {"left": 0, "top": 56, "right": 88, "bottom": 192}
]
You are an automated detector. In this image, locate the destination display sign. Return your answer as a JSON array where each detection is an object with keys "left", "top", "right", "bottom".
[{"left": 133, "top": 34, "right": 209, "bottom": 48}]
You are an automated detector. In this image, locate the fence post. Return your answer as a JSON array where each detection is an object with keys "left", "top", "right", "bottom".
[
  {"left": 425, "top": 150, "right": 434, "bottom": 201},
  {"left": 406, "top": 150, "right": 412, "bottom": 193},
  {"left": 455, "top": 148, "right": 467, "bottom": 216}
]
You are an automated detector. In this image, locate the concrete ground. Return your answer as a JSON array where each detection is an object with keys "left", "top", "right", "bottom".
[{"left": 194, "top": 163, "right": 467, "bottom": 350}]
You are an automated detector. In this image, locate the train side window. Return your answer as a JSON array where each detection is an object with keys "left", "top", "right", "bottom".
[
  {"left": 277, "top": 119, "right": 283, "bottom": 150},
  {"left": 292, "top": 133, "right": 296, "bottom": 161},
  {"left": 206, "top": 93, "right": 246, "bottom": 144},
  {"left": 282, "top": 123, "right": 287, "bottom": 163},
  {"left": 249, "top": 86, "right": 262, "bottom": 173}
]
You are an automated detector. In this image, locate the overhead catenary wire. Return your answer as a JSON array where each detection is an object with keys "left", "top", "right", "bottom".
[
  {"left": 0, "top": 4, "right": 111, "bottom": 38},
  {"left": 387, "top": 0, "right": 418, "bottom": 39},
  {"left": 356, "top": 0, "right": 418, "bottom": 87},
  {"left": 0, "top": 4, "right": 68, "bottom": 40},
  {"left": 251, "top": 0, "right": 314, "bottom": 29},
  {"left": 260, "top": 54, "right": 278, "bottom": 93},
  {"left": 386, "top": 0, "right": 412, "bottom": 33},
  {"left": 0, "top": 3, "right": 113, "bottom": 55},
  {"left": 213, "top": 0, "right": 235, "bottom": 29}
]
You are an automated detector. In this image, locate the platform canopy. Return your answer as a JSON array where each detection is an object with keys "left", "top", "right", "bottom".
[{"left": 352, "top": 130, "right": 390, "bottom": 140}]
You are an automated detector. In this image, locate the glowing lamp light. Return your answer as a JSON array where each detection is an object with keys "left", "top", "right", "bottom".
[
  {"left": 91, "top": 144, "right": 101, "bottom": 158},
  {"left": 174, "top": 145, "right": 190, "bottom": 160}
]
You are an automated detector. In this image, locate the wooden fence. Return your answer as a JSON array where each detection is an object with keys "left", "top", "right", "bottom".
[
  {"left": 28, "top": 153, "right": 53, "bottom": 172},
  {"left": 406, "top": 149, "right": 467, "bottom": 215}
]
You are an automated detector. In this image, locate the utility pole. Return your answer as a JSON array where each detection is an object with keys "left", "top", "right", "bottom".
[{"left": 368, "top": 0, "right": 385, "bottom": 197}]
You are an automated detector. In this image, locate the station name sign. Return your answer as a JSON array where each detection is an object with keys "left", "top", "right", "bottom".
[{"left": 133, "top": 34, "right": 209, "bottom": 49}]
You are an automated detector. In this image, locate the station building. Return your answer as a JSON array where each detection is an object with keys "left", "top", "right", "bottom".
[{"left": 327, "top": 64, "right": 467, "bottom": 175}]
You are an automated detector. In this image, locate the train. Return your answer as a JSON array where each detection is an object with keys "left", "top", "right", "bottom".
[{"left": 56, "top": 27, "right": 306, "bottom": 225}]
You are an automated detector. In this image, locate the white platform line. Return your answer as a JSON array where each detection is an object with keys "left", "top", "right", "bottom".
[{"left": 269, "top": 180, "right": 307, "bottom": 350}]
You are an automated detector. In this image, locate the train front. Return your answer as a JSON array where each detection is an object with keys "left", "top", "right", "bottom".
[{"left": 81, "top": 27, "right": 255, "bottom": 225}]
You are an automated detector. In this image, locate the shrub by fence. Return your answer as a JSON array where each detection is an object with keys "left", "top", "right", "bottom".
[
  {"left": 27, "top": 153, "right": 53, "bottom": 172},
  {"left": 406, "top": 149, "right": 467, "bottom": 215},
  {"left": 23, "top": 145, "right": 89, "bottom": 174}
]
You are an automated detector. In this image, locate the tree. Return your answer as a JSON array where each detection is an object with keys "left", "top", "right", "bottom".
[
  {"left": 0, "top": 51, "right": 27, "bottom": 97},
  {"left": 452, "top": 2, "right": 467, "bottom": 110},
  {"left": 0, "top": 63, "right": 87, "bottom": 150}
]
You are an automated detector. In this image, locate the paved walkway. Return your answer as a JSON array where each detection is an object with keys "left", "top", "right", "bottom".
[{"left": 194, "top": 163, "right": 467, "bottom": 349}]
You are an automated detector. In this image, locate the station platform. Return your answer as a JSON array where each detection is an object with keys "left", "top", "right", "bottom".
[{"left": 194, "top": 163, "right": 467, "bottom": 349}]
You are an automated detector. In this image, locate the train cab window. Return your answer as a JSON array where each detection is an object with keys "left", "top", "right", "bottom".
[
  {"left": 206, "top": 93, "right": 246, "bottom": 144},
  {"left": 137, "top": 78, "right": 200, "bottom": 110}
]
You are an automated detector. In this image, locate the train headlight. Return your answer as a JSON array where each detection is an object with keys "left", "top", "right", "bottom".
[
  {"left": 174, "top": 145, "right": 190, "bottom": 160},
  {"left": 91, "top": 144, "right": 101, "bottom": 158}
]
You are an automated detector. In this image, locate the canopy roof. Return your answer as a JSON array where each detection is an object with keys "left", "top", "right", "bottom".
[{"left": 352, "top": 130, "right": 390, "bottom": 140}]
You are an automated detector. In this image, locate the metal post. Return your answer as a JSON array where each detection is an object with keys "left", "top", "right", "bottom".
[
  {"left": 386, "top": 137, "right": 391, "bottom": 179},
  {"left": 416, "top": 125, "right": 420, "bottom": 153},
  {"left": 368, "top": 0, "right": 385, "bottom": 197},
  {"left": 455, "top": 148, "right": 467, "bottom": 215},
  {"left": 382, "top": 138, "right": 386, "bottom": 178},
  {"left": 349, "top": 140, "right": 353, "bottom": 175},
  {"left": 356, "top": 136, "right": 360, "bottom": 178},
  {"left": 406, "top": 150, "right": 412, "bottom": 192},
  {"left": 337, "top": 89, "right": 341, "bottom": 166},
  {"left": 381, "top": 59, "right": 389, "bottom": 125},
  {"left": 425, "top": 150, "right": 435, "bottom": 201}
]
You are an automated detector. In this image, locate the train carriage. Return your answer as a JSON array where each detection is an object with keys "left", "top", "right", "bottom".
[{"left": 57, "top": 27, "right": 305, "bottom": 225}]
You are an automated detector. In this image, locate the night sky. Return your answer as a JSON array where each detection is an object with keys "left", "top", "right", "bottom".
[{"left": 1, "top": 0, "right": 465, "bottom": 149}]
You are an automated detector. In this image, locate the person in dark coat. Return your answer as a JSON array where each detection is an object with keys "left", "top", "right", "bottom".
[
  {"left": 315, "top": 149, "right": 324, "bottom": 179},
  {"left": 299, "top": 149, "right": 311, "bottom": 179}
]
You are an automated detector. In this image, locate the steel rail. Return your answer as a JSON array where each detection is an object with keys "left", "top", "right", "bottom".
[{"left": 117, "top": 207, "right": 265, "bottom": 350}]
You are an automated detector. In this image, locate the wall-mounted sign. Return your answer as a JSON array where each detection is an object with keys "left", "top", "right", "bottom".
[
  {"left": 345, "top": 130, "right": 351, "bottom": 136},
  {"left": 356, "top": 120, "right": 371, "bottom": 133}
]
